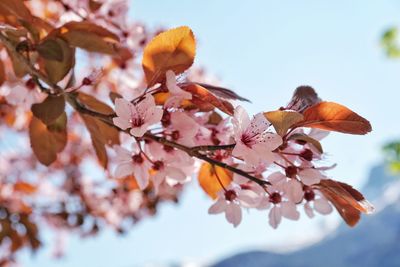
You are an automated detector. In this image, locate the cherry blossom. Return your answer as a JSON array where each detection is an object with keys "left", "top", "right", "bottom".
[
  {"left": 232, "top": 106, "right": 282, "bottom": 165},
  {"left": 113, "top": 95, "right": 163, "bottom": 137},
  {"left": 169, "top": 111, "right": 200, "bottom": 146},
  {"left": 303, "top": 187, "right": 333, "bottom": 218},
  {"left": 5, "top": 80, "right": 46, "bottom": 109},
  {"left": 263, "top": 172, "right": 303, "bottom": 228},
  {"left": 113, "top": 145, "right": 152, "bottom": 190}
]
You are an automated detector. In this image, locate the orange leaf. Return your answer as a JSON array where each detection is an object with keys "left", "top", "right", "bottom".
[
  {"left": 264, "top": 110, "right": 304, "bottom": 136},
  {"left": 317, "top": 179, "right": 374, "bottom": 227},
  {"left": 14, "top": 182, "right": 37, "bottom": 194},
  {"left": 29, "top": 113, "right": 67, "bottom": 166},
  {"left": 182, "top": 83, "right": 234, "bottom": 115},
  {"left": 288, "top": 133, "right": 323, "bottom": 153},
  {"left": 198, "top": 163, "right": 232, "bottom": 199},
  {"left": 142, "top": 26, "right": 196, "bottom": 87},
  {"left": 196, "top": 83, "right": 250, "bottom": 102},
  {"left": 296, "top": 102, "right": 372, "bottom": 135}
]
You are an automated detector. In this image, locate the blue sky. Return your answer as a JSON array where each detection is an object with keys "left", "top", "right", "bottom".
[{"left": 20, "top": 0, "right": 400, "bottom": 266}]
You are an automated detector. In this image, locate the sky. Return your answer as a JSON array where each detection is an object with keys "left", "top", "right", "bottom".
[{"left": 20, "top": 0, "right": 400, "bottom": 266}]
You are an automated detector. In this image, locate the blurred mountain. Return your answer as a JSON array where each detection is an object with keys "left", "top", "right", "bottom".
[{"left": 212, "top": 163, "right": 400, "bottom": 267}]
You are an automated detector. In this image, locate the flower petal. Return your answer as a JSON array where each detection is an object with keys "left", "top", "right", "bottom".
[
  {"left": 314, "top": 198, "right": 333, "bottom": 215},
  {"left": 281, "top": 201, "right": 300, "bottom": 221},
  {"left": 269, "top": 206, "right": 282, "bottom": 229},
  {"left": 225, "top": 203, "right": 242, "bottom": 227},
  {"left": 208, "top": 199, "right": 227, "bottom": 214}
]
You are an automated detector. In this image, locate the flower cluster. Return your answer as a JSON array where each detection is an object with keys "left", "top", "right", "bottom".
[{"left": 0, "top": 0, "right": 373, "bottom": 264}]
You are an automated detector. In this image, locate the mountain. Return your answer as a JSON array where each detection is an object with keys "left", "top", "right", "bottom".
[{"left": 212, "top": 164, "right": 400, "bottom": 267}]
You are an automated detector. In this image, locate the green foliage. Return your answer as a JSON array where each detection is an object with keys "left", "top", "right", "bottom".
[
  {"left": 381, "top": 27, "right": 400, "bottom": 58},
  {"left": 383, "top": 141, "right": 400, "bottom": 173}
]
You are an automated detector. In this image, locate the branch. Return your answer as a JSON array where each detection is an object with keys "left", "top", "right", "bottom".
[
  {"left": 0, "top": 30, "right": 270, "bottom": 188},
  {"left": 0, "top": 32, "right": 64, "bottom": 95}
]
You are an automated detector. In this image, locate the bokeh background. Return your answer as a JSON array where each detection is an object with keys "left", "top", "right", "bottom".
[{"left": 20, "top": 1, "right": 400, "bottom": 266}]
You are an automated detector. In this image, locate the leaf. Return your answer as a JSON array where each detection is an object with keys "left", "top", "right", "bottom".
[
  {"left": 36, "top": 38, "right": 64, "bottom": 61},
  {"left": 0, "top": 0, "right": 33, "bottom": 26},
  {"left": 29, "top": 112, "right": 67, "bottom": 166},
  {"left": 196, "top": 83, "right": 250, "bottom": 102},
  {"left": 288, "top": 133, "right": 323, "bottom": 153},
  {"left": 0, "top": 59, "right": 5, "bottom": 86},
  {"left": 77, "top": 93, "right": 120, "bottom": 168},
  {"left": 296, "top": 102, "right": 372, "bottom": 135},
  {"left": 31, "top": 95, "right": 65, "bottom": 125},
  {"left": 198, "top": 163, "right": 232, "bottom": 199},
  {"left": 142, "top": 26, "right": 196, "bottom": 87},
  {"left": 287, "top": 86, "right": 321, "bottom": 113},
  {"left": 42, "top": 37, "right": 75, "bottom": 83},
  {"left": 264, "top": 110, "right": 304, "bottom": 136},
  {"left": 56, "top": 21, "right": 119, "bottom": 54},
  {"left": 6, "top": 47, "right": 28, "bottom": 78},
  {"left": 81, "top": 114, "right": 108, "bottom": 168},
  {"left": 14, "top": 182, "right": 37, "bottom": 194},
  {"left": 317, "top": 179, "right": 374, "bottom": 227},
  {"left": 182, "top": 83, "right": 234, "bottom": 115},
  {"left": 77, "top": 92, "right": 114, "bottom": 115}
]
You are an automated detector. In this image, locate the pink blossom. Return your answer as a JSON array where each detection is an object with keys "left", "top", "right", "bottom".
[
  {"left": 152, "top": 161, "right": 186, "bottom": 189},
  {"left": 113, "top": 145, "right": 151, "bottom": 190},
  {"left": 113, "top": 95, "right": 163, "bottom": 137},
  {"left": 303, "top": 189, "right": 333, "bottom": 218},
  {"left": 232, "top": 106, "right": 282, "bottom": 165},
  {"left": 208, "top": 187, "right": 259, "bottom": 227},
  {"left": 6, "top": 83, "right": 46, "bottom": 109},
  {"left": 169, "top": 111, "right": 200, "bottom": 146},
  {"left": 263, "top": 172, "right": 303, "bottom": 229},
  {"left": 165, "top": 70, "right": 192, "bottom": 108}
]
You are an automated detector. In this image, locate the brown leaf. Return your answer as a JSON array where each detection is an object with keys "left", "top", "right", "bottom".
[
  {"left": 31, "top": 95, "right": 65, "bottom": 125},
  {"left": 29, "top": 112, "right": 67, "bottom": 166},
  {"left": 36, "top": 38, "right": 64, "bottom": 61},
  {"left": 6, "top": 47, "right": 28, "bottom": 78},
  {"left": 317, "top": 179, "right": 374, "bottom": 227},
  {"left": 296, "top": 102, "right": 372, "bottom": 135},
  {"left": 286, "top": 86, "right": 321, "bottom": 113},
  {"left": 77, "top": 92, "right": 114, "bottom": 115},
  {"left": 0, "top": 0, "right": 33, "bottom": 26},
  {"left": 142, "top": 26, "right": 196, "bottom": 87},
  {"left": 198, "top": 163, "right": 232, "bottom": 199},
  {"left": 288, "top": 133, "right": 323, "bottom": 153},
  {"left": 264, "top": 110, "right": 304, "bottom": 136},
  {"left": 42, "top": 37, "right": 75, "bottom": 83},
  {"left": 182, "top": 83, "right": 234, "bottom": 115},
  {"left": 81, "top": 114, "right": 108, "bottom": 168},
  {"left": 77, "top": 93, "right": 119, "bottom": 167},
  {"left": 55, "top": 21, "right": 119, "bottom": 54},
  {"left": 196, "top": 83, "right": 250, "bottom": 102}
]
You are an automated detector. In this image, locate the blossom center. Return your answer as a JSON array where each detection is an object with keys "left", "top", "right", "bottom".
[
  {"left": 153, "top": 160, "right": 164, "bottom": 171},
  {"left": 285, "top": 166, "right": 298, "bottom": 178},
  {"left": 130, "top": 116, "right": 145, "bottom": 128},
  {"left": 132, "top": 154, "right": 144, "bottom": 164},
  {"left": 224, "top": 190, "right": 237, "bottom": 202},
  {"left": 269, "top": 192, "right": 282, "bottom": 204}
]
